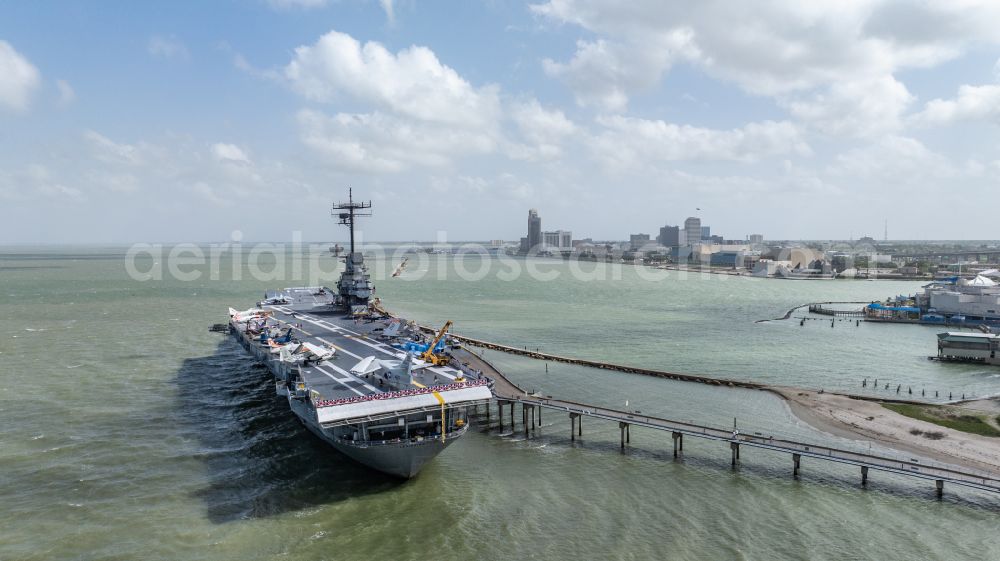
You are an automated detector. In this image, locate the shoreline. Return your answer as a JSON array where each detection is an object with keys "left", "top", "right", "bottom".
[
  {"left": 772, "top": 387, "right": 1000, "bottom": 477},
  {"left": 451, "top": 333, "right": 1000, "bottom": 476},
  {"left": 404, "top": 316, "right": 1000, "bottom": 478}
]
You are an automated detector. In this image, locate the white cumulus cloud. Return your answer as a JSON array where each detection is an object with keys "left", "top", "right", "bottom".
[
  {"left": 589, "top": 116, "right": 810, "bottom": 169},
  {"left": 284, "top": 30, "right": 500, "bottom": 127},
  {"left": 542, "top": 30, "right": 697, "bottom": 111},
  {"left": 297, "top": 109, "right": 497, "bottom": 173},
  {"left": 212, "top": 143, "right": 252, "bottom": 165},
  {"left": 786, "top": 75, "right": 914, "bottom": 137},
  {"left": 0, "top": 40, "right": 41, "bottom": 111},
  {"left": 911, "top": 84, "right": 1000, "bottom": 126},
  {"left": 831, "top": 135, "right": 944, "bottom": 179},
  {"left": 531, "top": 0, "right": 1000, "bottom": 135},
  {"left": 507, "top": 100, "right": 578, "bottom": 161},
  {"left": 285, "top": 30, "right": 509, "bottom": 173}
]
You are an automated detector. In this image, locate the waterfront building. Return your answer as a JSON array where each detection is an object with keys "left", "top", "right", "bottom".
[
  {"left": 773, "top": 261, "right": 837, "bottom": 280},
  {"left": 685, "top": 217, "right": 702, "bottom": 245},
  {"left": 692, "top": 243, "right": 750, "bottom": 265},
  {"left": 710, "top": 250, "right": 746, "bottom": 268},
  {"left": 542, "top": 230, "right": 573, "bottom": 251},
  {"left": 753, "top": 260, "right": 794, "bottom": 277},
  {"left": 830, "top": 253, "right": 852, "bottom": 273},
  {"left": 936, "top": 332, "right": 1000, "bottom": 364},
  {"left": 918, "top": 276, "right": 1000, "bottom": 322},
  {"left": 671, "top": 246, "right": 693, "bottom": 262}
]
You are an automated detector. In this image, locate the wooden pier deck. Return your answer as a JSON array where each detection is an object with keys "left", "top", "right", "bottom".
[{"left": 454, "top": 348, "right": 1000, "bottom": 499}]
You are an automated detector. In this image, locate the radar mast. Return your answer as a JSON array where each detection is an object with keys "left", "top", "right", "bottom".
[
  {"left": 331, "top": 189, "right": 375, "bottom": 314},
  {"left": 332, "top": 188, "right": 372, "bottom": 257}
]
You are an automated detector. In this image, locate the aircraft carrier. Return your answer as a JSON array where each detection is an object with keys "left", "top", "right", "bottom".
[{"left": 227, "top": 192, "right": 493, "bottom": 478}]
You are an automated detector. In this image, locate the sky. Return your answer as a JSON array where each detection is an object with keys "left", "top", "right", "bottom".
[{"left": 1, "top": 0, "right": 1000, "bottom": 243}]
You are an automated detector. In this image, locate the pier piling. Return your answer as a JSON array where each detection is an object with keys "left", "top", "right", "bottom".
[{"left": 474, "top": 356, "right": 1000, "bottom": 501}]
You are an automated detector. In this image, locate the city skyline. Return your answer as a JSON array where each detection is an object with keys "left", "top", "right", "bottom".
[{"left": 3, "top": 2, "right": 1000, "bottom": 243}]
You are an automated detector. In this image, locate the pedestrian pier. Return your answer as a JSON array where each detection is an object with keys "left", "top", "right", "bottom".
[
  {"left": 807, "top": 304, "right": 866, "bottom": 317},
  {"left": 455, "top": 350, "right": 1000, "bottom": 499}
]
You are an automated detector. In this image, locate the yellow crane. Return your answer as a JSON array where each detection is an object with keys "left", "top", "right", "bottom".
[{"left": 420, "top": 320, "right": 453, "bottom": 366}]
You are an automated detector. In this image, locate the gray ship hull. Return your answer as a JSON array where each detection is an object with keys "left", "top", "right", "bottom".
[
  {"left": 287, "top": 394, "right": 468, "bottom": 478},
  {"left": 233, "top": 290, "right": 491, "bottom": 479},
  {"left": 300, "top": 415, "right": 466, "bottom": 478}
]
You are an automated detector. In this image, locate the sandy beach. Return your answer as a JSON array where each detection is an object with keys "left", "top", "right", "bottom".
[{"left": 774, "top": 387, "right": 1000, "bottom": 476}]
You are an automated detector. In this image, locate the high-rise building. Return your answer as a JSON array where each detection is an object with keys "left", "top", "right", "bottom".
[
  {"left": 658, "top": 225, "right": 681, "bottom": 247},
  {"left": 630, "top": 233, "right": 651, "bottom": 250},
  {"left": 684, "top": 217, "right": 702, "bottom": 245},
  {"left": 748, "top": 234, "right": 764, "bottom": 244},
  {"left": 527, "top": 209, "right": 541, "bottom": 251},
  {"left": 700, "top": 226, "right": 711, "bottom": 239}
]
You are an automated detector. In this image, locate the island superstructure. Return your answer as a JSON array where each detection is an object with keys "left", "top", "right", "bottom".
[{"left": 227, "top": 191, "right": 492, "bottom": 478}]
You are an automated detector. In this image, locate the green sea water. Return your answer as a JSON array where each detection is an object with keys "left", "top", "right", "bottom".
[{"left": 1, "top": 246, "right": 998, "bottom": 561}]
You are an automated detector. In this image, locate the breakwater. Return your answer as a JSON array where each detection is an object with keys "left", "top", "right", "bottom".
[{"left": 756, "top": 300, "right": 872, "bottom": 323}]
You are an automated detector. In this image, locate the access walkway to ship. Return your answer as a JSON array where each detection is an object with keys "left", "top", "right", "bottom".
[{"left": 454, "top": 349, "right": 1000, "bottom": 499}]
